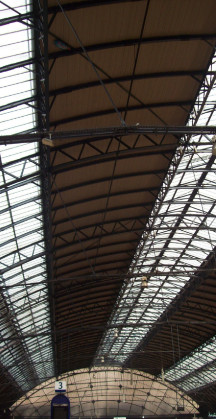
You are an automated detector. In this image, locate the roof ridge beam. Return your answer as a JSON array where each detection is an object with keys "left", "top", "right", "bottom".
[{"left": 48, "top": 0, "right": 144, "bottom": 14}]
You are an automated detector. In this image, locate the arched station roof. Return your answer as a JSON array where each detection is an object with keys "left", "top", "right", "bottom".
[{"left": 1, "top": 0, "right": 216, "bottom": 416}]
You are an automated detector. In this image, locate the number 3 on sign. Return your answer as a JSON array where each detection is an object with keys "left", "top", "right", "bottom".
[{"left": 55, "top": 380, "right": 66, "bottom": 392}]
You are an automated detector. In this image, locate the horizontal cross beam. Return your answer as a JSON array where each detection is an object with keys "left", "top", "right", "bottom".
[{"left": 0, "top": 125, "right": 215, "bottom": 144}]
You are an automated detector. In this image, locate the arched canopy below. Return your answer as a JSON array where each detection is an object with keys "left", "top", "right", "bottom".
[{"left": 12, "top": 367, "right": 198, "bottom": 418}]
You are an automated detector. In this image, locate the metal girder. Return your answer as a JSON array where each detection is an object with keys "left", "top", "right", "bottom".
[
  {"left": 0, "top": 152, "right": 40, "bottom": 170},
  {"left": 52, "top": 224, "right": 216, "bottom": 253},
  {"left": 50, "top": 101, "right": 193, "bottom": 127},
  {"left": 0, "top": 251, "right": 47, "bottom": 275},
  {"left": 54, "top": 248, "right": 137, "bottom": 272},
  {"left": 56, "top": 275, "right": 121, "bottom": 296},
  {"left": 0, "top": 96, "right": 38, "bottom": 112},
  {"left": 1, "top": 236, "right": 44, "bottom": 262},
  {"left": 1, "top": 320, "right": 216, "bottom": 343},
  {"left": 1, "top": 125, "right": 216, "bottom": 144},
  {"left": 56, "top": 294, "right": 120, "bottom": 316},
  {"left": 0, "top": 11, "right": 34, "bottom": 27},
  {"left": 33, "top": 0, "right": 57, "bottom": 379},
  {"left": 52, "top": 189, "right": 156, "bottom": 212},
  {"left": 0, "top": 57, "right": 35, "bottom": 74},
  {"left": 1, "top": 270, "right": 48, "bottom": 292},
  {"left": 51, "top": 151, "right": 168, "bottom": 173},
  {"left": 51, "top": 181, "right": 160, "bottom": 199},
  {"left": 33, "top": 1, "right": 49, "bottom": 130},
  {"left": 55, "top": 277, "right": 123, "bottom": 295},
  {"left": 0, "top": 225, "right": 43, "bottom": 250},
  {"left": 49, "top": 131, "right": 166, "bottom": 153},
  {"left": 0, "top": 171, "right": 41, "bottom": 192},
  {"left": 51, "top": 171, "right": 215, "bottom": 198},
  {"left": 53, "top": 257, "right": 131, "bottom": 278},
  {"left": 48, "top": 0, "right": 144, "bottom": 15},
  {"left": 0, "top": 210, "right": 43, "bottom": 234},
  {"left": 52, "top": 201, "right": 157, "bottom": 227},
  {"left": 0, "top": 194, "right": 42, "bottom": 217},
  {"left": 52, "top": 215, "right": 145, "bottom": 238},
  {"left": 56, "top": 304, "right": 115, "bottom": 327},
  {"left": 49, "top": 70, "right": 212, "bottom": 97},
  {"left": 49, "top": 34, "right": 216, "bottom": 61},
  {"left": 2, "top": 268, "right": 216, "bottom": 293},
  {"left": 52, "top": 212, "right": 216, "bottom": 232},
  {"left": 50, "top": 143, "right": 174, "bottom": 172}
]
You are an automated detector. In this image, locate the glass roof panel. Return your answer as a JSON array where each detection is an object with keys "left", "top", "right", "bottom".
[
  {"left": 95, "top": 53, "right": 216, "bottom": 367},
  {"left": 0, "top": 0, "right": 54, "bottom": 391},
  {"left": 165, "top": 335, "right": 216, "bottom": 392}
]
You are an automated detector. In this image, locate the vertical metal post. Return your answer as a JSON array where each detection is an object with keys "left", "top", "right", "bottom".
[{"left": 33, "top": 0, "right": 58, "bottom": 378}]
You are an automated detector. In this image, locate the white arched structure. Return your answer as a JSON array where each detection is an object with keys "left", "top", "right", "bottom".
[{"left": 12, "top": 368, "right": 198, "bottom": 418}]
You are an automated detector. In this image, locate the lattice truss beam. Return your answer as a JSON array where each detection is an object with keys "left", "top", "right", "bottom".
[
  {"left": 94, "top": 51, "right": 216, "bottom": 394},
  {"left": 0, "top": 0, "right": 54, "bottom": 396}
]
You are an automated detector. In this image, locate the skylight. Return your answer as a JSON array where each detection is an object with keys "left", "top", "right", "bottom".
[
  {"left": 0, "top": 0, "right": 54, "bottom": 391},
  {"left": 165, "top": 335, "right": 216, "bottom": 392},
  {"left": 95, "top": 52, "right": 216, "bottom": 368}
]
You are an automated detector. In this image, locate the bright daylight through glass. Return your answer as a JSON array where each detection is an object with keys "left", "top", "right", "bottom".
[
  {"left": 0, "top": 0, "right": 54, "bottom": 391},
  {"left": 95, "top": 52, "right": 216, "bottom": 396}
]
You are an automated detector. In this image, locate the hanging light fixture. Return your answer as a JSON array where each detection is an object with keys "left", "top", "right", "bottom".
[
  {"left": 141, "top": 276, "right": 148, "bottom": 288},
  {"left": 114, "top": 328, "right": 119, "bottom": 338}
]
